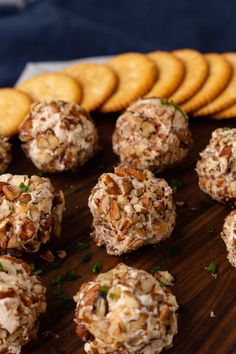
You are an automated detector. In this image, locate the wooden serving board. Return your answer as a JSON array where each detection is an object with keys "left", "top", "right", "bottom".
[{"left": 15, "top": 114, "right": 236, "bottom": 354}]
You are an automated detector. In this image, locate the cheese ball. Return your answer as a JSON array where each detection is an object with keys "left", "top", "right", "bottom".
[
  {"left": 74, "top": 263, "right": 178, "bottom": 354},
  {"left": 0, "top": 174, "right": 65, "bottom": 253},
  {"left": 0, "top": 135, "right": 12, "bottom": 173},
  {"left": 112, "top": 97, "right": 193, "bottom": 172},
  {"left": 19, "top": 100, "right": 99, "bottom": 173},
  {"left": 88, "top": 165, "right": 176, "bottom": 255},
  {"left": 196, "top": 128, "right": 236, "bottom": 205},
  {"left": 0, "top": 256, "right": 46, "bottom": 354},
  {"left": 221, "top": 210, "right": 236, "bottom": 267}
]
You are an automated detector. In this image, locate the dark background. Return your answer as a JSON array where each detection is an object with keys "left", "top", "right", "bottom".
[{"left": 1, "top": 0, "right": 236, "bottom": 87}]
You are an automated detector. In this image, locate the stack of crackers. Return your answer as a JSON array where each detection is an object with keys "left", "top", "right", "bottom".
[{"left": 0, "top": 49, "right": 236, "bottom": 137}]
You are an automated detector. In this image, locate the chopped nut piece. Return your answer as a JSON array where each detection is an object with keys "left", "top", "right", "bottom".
[
  {"left": 40, "top": 250, "right": 55, "bottom": 263},
  {"left": 2, "top": 184, "right": 19, "bottom": 201},
  {"left": 154, "top": 271, "right": 175, "bottom": 287},
  {"left": 57, "top": 250, "right": 67, "bottom": 259}
]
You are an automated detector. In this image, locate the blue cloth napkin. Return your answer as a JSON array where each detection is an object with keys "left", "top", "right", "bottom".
[{"left": 0, "top": 0, "right": 236, "bottom": 87}]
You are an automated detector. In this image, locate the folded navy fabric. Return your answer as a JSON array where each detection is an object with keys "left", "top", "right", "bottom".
[{"left": 0, "top": 0, "right": 236, "bottom": 87}]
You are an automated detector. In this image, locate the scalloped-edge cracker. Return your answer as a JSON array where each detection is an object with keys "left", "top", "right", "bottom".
[
  {"left": 18, "top": 72, "right": 81, "bottom": 103},
  {"left": 145, "top": 51, "right": 185, "bottom": 98},
  {"left": 182, "top": 53, "right": 232, "bottom": 113},
  {"left": 170, "top": 49, "right": 209, "bottom": 104},
  {"left": 0, "top": 88, "right": 32, "bottom": 137},
  {"left": 100, "top": 53, "right": 157, "bottom": 113},
  {"left": 62, "top": 63, "right": 117, "bottom": 111}
]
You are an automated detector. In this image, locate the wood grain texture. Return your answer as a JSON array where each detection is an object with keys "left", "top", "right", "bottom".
[{"left": 12, "top": 115, "right": 236, "bottom": 354}]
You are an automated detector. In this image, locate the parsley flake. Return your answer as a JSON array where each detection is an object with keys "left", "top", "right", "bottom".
[
  {"left": 69, "top": 185, "right": 79, "bottom": 193},
  {"left": 36, "top": 171, "right": 44, "bottom": 177},
  {"left": 80, "top": 253, "right": 92, "bottom": 263},
  {"left": 207, "top": 261, "right": 217, "bottom": 275},
  {"left": 223, "top": 127, "right": 231, "bottom": 131},
  {"left": 65, "top": 270, "right": 77, "bottom": 281},
  {"left": 109, "top": 293, "right": 117, "bottom": 300},
  {"left": 0, "top": 262, "right": 4, "bottom": 271},
  {"left": 170, "top": 179, "right": 183, "bottom": 194},
  {"left": 149, "top": 264, "right": 162, "bottom": 274},
  {"left": 207, "top": 226, "right": 215, "bottom": 234},
  {"left": 168, "top": 245, "right": 180, "bottom": 257},
  {"left": 19, "top": 182, "right": 29, "bottom": 193},
  {"left": 92, "top": 261, "right": 102, "bottom": 274},
  {"left": 100, "top": 285, "right": 109, "bottom": 295},
  {"left": 160, "top": 98, "right": 186, "bottom": 117},
  {"left": 77, "top": 242, "right": 89, "bottom": 251}
]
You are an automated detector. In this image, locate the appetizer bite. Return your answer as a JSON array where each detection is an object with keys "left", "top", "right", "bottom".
[
  {"left": 0, "top": 256, "right": 46, "bottom": 353},
  {"left": 221, "top": 209, "right": 236, "bottom": 267},
  {"left": 0, "top": 174, "right": 64, "bottom": 253},
  {"left": 74, "top": 263, "right": 178, "bottom": 354},
  {"left": 88, "top": 165, "right": 176, "bottom": 255},
  {"left": 0, "top": 135, "right": 12, "bottom": 173},
  {"left": 19, "top": 100, "right": 99, "bottom": 173},
  {"left": 196, "top": 127, "right": 236, "bottom": 205},
  {"left": 112, "top": 97, "right": 192, "bottom": 172}
]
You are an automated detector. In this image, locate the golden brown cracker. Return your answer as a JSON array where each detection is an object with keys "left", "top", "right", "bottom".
[
  {"left": 182, "top": 53, "right": 232, "bottom": 113},
  {"left": 0, "top": 88, "right": 32, "bottom": 137},
  {"left": 194, "top": 53, "right": 236, "bottom": 116},
  {"left": 18, "top": 72, "right": 81, "bottom": 103},
  {"left": 100, "top": 53, "right": 157, "bottom": 113},
  {"left": 170, "top": 49, "right": 208, "bottom": 104},
  {"left": 213, "top": 103, "right": 236, "bottom": 119},
  {"left": 146, "top": 51, "right": 185, "bottom": 98},
  {"left": 62, "top": 63, "right": 117, "bottom": 112}
]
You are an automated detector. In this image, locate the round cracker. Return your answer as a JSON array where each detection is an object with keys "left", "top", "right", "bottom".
[
  {"left": 145, "top": 51, "right": 185, "bottom": 98},
  {"left": 0, "top": 88, "right": 32, "bottom": 137},
  {"left": 62, "top": 63, "right": 117, "bottom": 112},
  {"left": 170, "top": 49, "right": 208, "bottom": 104},
  {"left": 182, "top": 53, "right": 232, "bottom": 113},
  {"left": 194, "top": 53, "right": 236, "bottom": 116},
  {"left": 17, "top": 72, "right": 81, "bottom": 103},
  {"left": 213, "top": 103, "right": 236, "bottom": 119},
  {"left": 100, "top": 53, "right": 157, "bottom": 113}
]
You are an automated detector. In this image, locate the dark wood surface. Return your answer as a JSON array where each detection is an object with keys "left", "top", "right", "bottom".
[{"left": 13, "top": 114, "right": 236, "bottom": 354}]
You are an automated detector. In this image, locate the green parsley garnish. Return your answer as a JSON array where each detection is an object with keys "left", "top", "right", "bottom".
[
  {"left": 36, "top": 171, "right": 44, "bottom": 177},
  {"left": 30, "top": 263, "right": 43, "bottom": 275},
  {"left": 207, "top": 226, "right": 215, "bottom": 234},
  {"left": 109, "top": 293, "right": 117, "bottom": 300},
  {"left": 160, "top": 98, "right": 186, "bottom": 116},
  {"left": 65, "top": 270, "right": 77, "bottom": 281},
  {"left": 223, "top": 127, "right": 231, "bottom": 131},
  {"left": 80, "top": 253, "right": 92, "bottom": 263},
  {"left": 77, "top": 242, "right": 89, "bottom": 251},
  {"left": 160, "top": 282, "right": 166, "bottom": 288},
  {"left": 52, "top": 261, "right": 63, "bottom": 269},
  {"left": 69, "top": 185, "right": 79, "bottom": 193},
  {"left": 170, "top": 179, "right": 183, "bottom": 194},
  {"left": 51, "top": 273, "right": 66, "bottom": 286},
  {"left": 34, "top": 268, "right": 43, "bottom": 275},
  {"left": 168, "top": 245, "right": 180, "bottom": 257},
  {"left": 100, "top": 285, "right": 109, "bottom": 295},
  {"left": 149, "top": 264, "right": 162, "bottom": 274},
  {"left": 19, "top": 182, "right": 29, "bottom": 193},
  {"left": 0, "top": 262, "right": 4, "bottom": 271},
  {"left": 92, "top": 261, "right": 102, "bottom": 274},
  {"left": 207, "top": 261, "right": 217, "bottom": 274}
]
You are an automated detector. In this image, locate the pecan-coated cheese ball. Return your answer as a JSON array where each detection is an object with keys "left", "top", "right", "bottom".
[
  {"left": 88, "top": 165, "right": 176, "bottom": 255},
  {"left": 0, "top": 135, "right": 12, "bottom": 173},
  {"left": 221, "top": 210, "right": 236, "bottom": 267},
  {"left": 112, "top": 97, "right": 193, "bottom": 172},
  {"left": 0, "top": 256, "right": 46, "bottom": 354},
  {"left": 0, "top": 174, "right": 65, "bottom": 253},
  {"left": 196, "top": 128, "right": 236, "bottom": 205},
  {"left": 74, "top": 263, "right": 178, "bottom": 354},
  {"left": 19, "top": 100, "right": 99, "bottom": 173}
]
